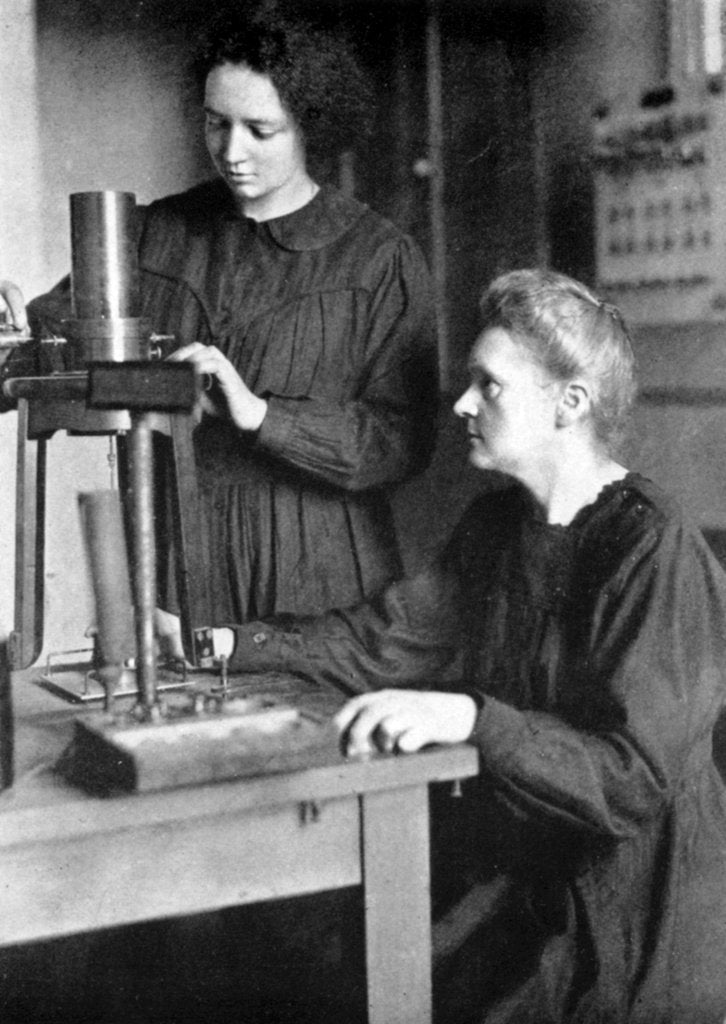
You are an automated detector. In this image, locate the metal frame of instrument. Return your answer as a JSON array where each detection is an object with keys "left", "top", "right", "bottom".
[
  {"left": 0, "top": 191, "right": 341, "bottom": 796},
  {"left": 2, "top": 191, "right": 205, "bottom": 702}
]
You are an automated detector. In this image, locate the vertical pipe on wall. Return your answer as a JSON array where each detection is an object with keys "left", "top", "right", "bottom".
[
  {"left": 425, "top": 1, "right": 450, "bottom": 391},
  {"left": 392, "top": 15, "right": 414, "bottom": 231},
  {"left": 527, "top": 58, "right": 551, "bottom": 270},
  {"left": 0, "top": 639, "right": 13, "bottom": 789},
  {"left": 703, "top": 0, "right": 724, "bottom": 74},
  {"left": 668, "top": 0, "right": 706, "bottom": 83}
]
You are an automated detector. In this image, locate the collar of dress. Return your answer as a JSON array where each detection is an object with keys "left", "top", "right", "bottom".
[
  {"left": 138, "top": 179, "right": 369, "bottom": 290},
  {"left": 257, "top": 184, "right": 368, "bottom": 252}
]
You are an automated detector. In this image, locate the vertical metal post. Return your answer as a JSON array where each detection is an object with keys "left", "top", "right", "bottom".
[
  {"left": 524, "top": 51, "right": 552, "bottom": 271},
  {"left": 0, "top": 640, "right": 13, "bottom": 790},
  {"left": 426, "top": 0, "right": 449, "bottom": 390},
  {"left": 703, "top": 0, "right": 723, "bottom": 74},
  {"left": 668, "top": 0, "right": 706, "bottom": 83},
  {"left": 128, "top": 412, "right": 158, "bottom": 713},
  {"left": 10, "top": 399, "right": 46, "bottom": 670}
]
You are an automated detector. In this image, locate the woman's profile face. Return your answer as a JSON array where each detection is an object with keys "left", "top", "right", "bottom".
[
  {"left": 454, "top": 327, "right": 563, "bottom": 482},
  {"left": 204, "top": 61, "right": 310, "bottom": 219}
]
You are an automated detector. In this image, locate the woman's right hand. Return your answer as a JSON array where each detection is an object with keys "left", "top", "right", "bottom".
[
  {"left": 0, "top": 280, "right": 28, "bottom": 331},
  {"left": 154, "top": 608, "right": 186, "bottom": 663},
  {"left": 334, "top": 689, "right": 478, "bottom": 758},
  {"left": 168, "top": 342, "right": 268, "bottom": 432},
  {"left": 154, "top": 607, "right": 235, "bottom": 665}
]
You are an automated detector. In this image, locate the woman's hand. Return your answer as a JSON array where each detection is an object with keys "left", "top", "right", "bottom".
[
  {"left": 0, "top": 280, "right": 28, "bottom": 331},
  {"left": 154, "top": 607, "right": 235, "bottom": 665},
  {"left": 154, "top": 608, "right": 186, "bottom": 662},
  {"left": 168, "top": 342, "right": 268, "bottom": 431},
  {"left": 333, "top": 689, "right": 478, "bottom": 758}
]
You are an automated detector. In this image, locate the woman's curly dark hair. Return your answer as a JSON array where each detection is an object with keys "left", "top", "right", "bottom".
[{"left": 192, "top": 3, "right": 374, "bottom": 161}]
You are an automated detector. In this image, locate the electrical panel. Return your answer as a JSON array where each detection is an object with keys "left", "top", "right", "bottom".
[{"left": 593, "top": 85, "right": 726, "bottom": 325}]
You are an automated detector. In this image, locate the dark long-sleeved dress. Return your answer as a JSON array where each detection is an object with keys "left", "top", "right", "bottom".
[
  {"left": 223, "top": 472, "right": 726, "bottom": 1023},
  {"left": 18, "top": 180, "right": 438, "bottom": 621}
]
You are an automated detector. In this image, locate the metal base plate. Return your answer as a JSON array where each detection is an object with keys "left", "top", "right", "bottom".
[{"left": 31, "top": 650, "right": 196, "bottom": 704}]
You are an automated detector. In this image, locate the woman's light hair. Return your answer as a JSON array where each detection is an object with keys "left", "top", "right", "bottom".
[{"left": 479, "top": 269, "right": 637, "bottom": 450}]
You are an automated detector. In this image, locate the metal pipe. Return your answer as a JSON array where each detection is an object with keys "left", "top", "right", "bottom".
[
  {"left": 127, "top": 412, "right": 158, "bottom": 713},
  {"left": 0, "top": 641, "right": 14, "bottom": 790},
  {"left": 11, "top": 399, "right": 46, "bottom": 671}
]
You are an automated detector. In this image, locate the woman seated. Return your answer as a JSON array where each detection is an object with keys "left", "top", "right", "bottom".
[{"left": 160, "top": 268, "right": 726, "bottom": 1023}]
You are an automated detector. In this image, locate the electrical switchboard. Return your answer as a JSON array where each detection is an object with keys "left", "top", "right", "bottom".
[{"left": 594, "top": 84, "right": 726, "bottom": 324}]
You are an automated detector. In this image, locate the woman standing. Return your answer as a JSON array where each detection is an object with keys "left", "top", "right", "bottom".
[
  {"left": 217, "top": 269, "right": 726, "bottom": 1023},
  {"left": 7, "top": 5, "right": 438, "bottom": 625}
]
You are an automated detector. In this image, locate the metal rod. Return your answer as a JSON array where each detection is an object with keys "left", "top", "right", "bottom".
[
  {"left": 0, "top": 641, "right": 14, "bottom": 790},
  {"left": 10, "top": 399, "right": 46, "bottom": 671},
  {"left": 128, "top": 412, "right": 158, "bottom": 712}
]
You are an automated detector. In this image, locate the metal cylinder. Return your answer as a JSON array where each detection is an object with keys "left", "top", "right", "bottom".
[
  {"left": 0, "top": 641, "right": 13, "bottom": 790},
  {"left": 78, "top": 491, "right": 135, "bottom": 692},
  {"left": 70, "top": 191, "right": 139, "bottom": 319},
  {"left": 68, "top": 192, "right": 147, "bottom": 364},
  {"left": 68, "top": 317, "right": 150, "bottom": 363},
  {"left": 127, "top": 412, "right": 159, "bottom": 712}
]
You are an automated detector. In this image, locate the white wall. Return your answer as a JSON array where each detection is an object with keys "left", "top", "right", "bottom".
[{"left": 0, "top": 1, "right": 45, "bottom": 645}]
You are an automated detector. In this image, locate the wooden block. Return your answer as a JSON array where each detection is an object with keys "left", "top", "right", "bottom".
[{"left": 59, "top": 700, "right": 344, "bottom": 795}]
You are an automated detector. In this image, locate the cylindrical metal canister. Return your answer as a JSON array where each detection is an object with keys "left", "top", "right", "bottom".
[
  {"left": 70, "top": 191, "right": 139, "bottom": 319},
  {"left": 68, "top": 191, "right": 148, "bottom": 363},
  {"left": 78, "top": 490, "right": 136, "bottom": 680}
]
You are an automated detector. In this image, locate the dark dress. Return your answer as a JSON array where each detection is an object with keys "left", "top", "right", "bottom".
[
  {"left": 227, "top": 472, "right": 726, "bottom": 1023},
  {"left": 19, "top": 180, "right": 438, "bottom": 621}
]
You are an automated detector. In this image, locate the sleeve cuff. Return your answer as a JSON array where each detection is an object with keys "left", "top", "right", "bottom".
[
  {"left": 255, "top": 396, "right": 297, "bottom": 454},
  {"left": 226, "top": 622, "right": 300, "bottom": 674}
]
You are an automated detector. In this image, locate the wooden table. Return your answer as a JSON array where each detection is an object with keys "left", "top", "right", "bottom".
[{"left": 0, "top": 673, "right": 478, "bottom": 1024}]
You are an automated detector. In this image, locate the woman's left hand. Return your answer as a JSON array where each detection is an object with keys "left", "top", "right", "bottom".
[
  {"left": 334, "top": 689, "right": 478, "bottom": 757},
  {"left": 169, "top": 342, "right": 268, "bottom": 431}
]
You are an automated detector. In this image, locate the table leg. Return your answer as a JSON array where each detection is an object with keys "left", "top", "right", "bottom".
[{"left": 360, "top": 783, "right": 432, "bottom": 1024}]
